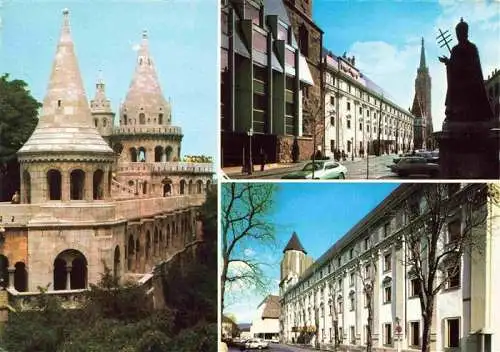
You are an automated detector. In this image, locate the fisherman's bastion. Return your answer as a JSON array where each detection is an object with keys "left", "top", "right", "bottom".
[{"left": 0, "top": 9, "right": 213, "bottom": 308}]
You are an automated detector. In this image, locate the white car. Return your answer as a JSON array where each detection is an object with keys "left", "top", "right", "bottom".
[
  {"left": 282, "top": 160, "right": 347, "bottom": 179},
  {"left": 245, "top": 338, "right": 269, "bottom": 349}
]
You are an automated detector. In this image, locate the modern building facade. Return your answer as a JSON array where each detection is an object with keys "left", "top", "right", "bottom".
[
  {"left": 323, "top": 51, "right": 415, "bottom": 159},
  {"left": 250, "top": 295, "right": 281, "bottom": 340},
  {"left": 0, "top": 10, "right": 212, "bottom": 303},
  {"left": 280, "top": 183, "right": 500, "bottom": 352},
  {"left": 221, "top": 0, "right": 315, "bottom": 166},
  {"left": 411, "top": 38, "right": 433, "bottom": 150},
  {"left": 485, "top": 68, "right": 500, "bottom": 120}
]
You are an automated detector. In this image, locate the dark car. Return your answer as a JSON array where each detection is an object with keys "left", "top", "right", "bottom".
[{"left": 388, "top": 156, "right": 440, "bottom": 177}]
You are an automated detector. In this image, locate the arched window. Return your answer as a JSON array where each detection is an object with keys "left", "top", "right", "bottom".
[
  {"left": 130, "top": 147, "right": 138, "bottom": 162},
  {"left": 128, "top": 235, "right": 135, "bottom": 271},
  {"left": 166, "top": 224, "right": 171, "bottom": 248},
  {"left": 138, "top": 147, "right": 146, "bottom": 162},
  {"left": 70, "top": 169, "right": 85, "bottom": 200},
  {"left": 102, "top": 118, "right": 107, "bottom": 127},
  {"left": 196, "top": 180, "right": 203, "bottom": 194},
  {"left": 143, "top": 181, "right": 148, "bottom": 194},
  {"left": 135, "top": 239, "right": 141, "bottom": 268},
  {"left": 180, "top": 180, "right": 186, "bottom": 195},
  {"left": 139, "top": 113, "right": 145, "bottom": 124},
  {"left": 14, "top": 262, "right": 27, "bottom": 292},
  {"left": 53, "top": 249, "right": 88, "bottom": 290},
  {"left": 93, "top": 169, "right": 104, "bottom": 200},
  {"left": 165, "top": 146, "right": 173, "bottom": 161},
  {"left": 47, "top": 169, "right": 62, "bottom": 200},
  {"left": 188, "top": 180, "right": 193, "bottom": 195},
  {"left": 206, "top": 179, "right": 212, "bottom": 192},
  {"left": 94, "top": 118, "right": 98, "bottom": 127},
  {"left": 114, "top": 246, "right": 121, "bottom": 280},
  {"left": 113, "top": 143, "right": 123, "bottom": 155},
  {"left": 159, "top": 113, "right": 163, "bottom": 124},
  {"left": 123, "top": 114, "right": 128, "bottom": 125},
  {"left": 153, "top": 228, "right": 159, "bottom": 256},
  {"left": 145, "top": 231, "right": 151, "bottom": 260},
  {"left": 154, "top": 146, "right": 163, "bottom": 162},
  {"left": 23, "top": 170, "right": 31, "bottom": 204},
  {"left": 163, "top": 182, "right": 172, "bottom": 197}
]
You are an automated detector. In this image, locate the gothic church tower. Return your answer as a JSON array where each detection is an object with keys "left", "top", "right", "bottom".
[{"left": 411, "top": 38, "right": 432, "bottom": 150}]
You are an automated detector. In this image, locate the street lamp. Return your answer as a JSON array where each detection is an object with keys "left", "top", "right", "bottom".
[
  {"left": 247, "top": 128, "right": 254, "bottom": 175},
  {"left": 351, "top": 137, "right": 354, "bottom": 161}
]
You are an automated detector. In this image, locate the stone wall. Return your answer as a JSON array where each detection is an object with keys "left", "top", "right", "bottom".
[{"left": 277, "top": 136, "right": 314, "bottom": 162}]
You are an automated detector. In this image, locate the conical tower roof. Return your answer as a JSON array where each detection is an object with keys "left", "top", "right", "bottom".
[
  {"left": 419, "top": 37, "right": 427, "bottom": 69},
  {"left": 283, "top": 232, "right": 307, "bottom": 254},
  {"left": 122, "top": 30, "right": 170, "bottom": 117},
  {"left": 18, "top": 9, "right": 114, "bottom": 157}
]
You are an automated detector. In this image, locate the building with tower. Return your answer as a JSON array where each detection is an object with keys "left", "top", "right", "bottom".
[
  {"left": 0, "top": 9, "right": 212, "bottom": 307},
  {"left": 279, "top": 183, "right": 500, "bottom": 351},
  {"left": 411, "top": 38, "right": 433, "bottom": 150}
]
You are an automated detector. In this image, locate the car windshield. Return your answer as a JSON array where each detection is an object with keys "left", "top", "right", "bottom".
[{"left": 302, "top": 162, "right": 323, "bottom": 171}]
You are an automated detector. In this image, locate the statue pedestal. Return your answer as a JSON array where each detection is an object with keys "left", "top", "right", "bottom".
[{"left": 439, "top": 120, "right": 499, "bottom": 179}]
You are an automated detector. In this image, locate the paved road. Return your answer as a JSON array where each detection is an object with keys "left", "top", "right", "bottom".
[{"left": 229, "top": 343, "right": 317, "bottom": 352}]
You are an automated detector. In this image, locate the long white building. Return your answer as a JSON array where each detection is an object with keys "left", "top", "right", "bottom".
[
  {"left": 323, "top": 51, "right": 415, "bottom": 159},
  {"left": 279, "top": 183, "right": 500, "bottom": 352}
]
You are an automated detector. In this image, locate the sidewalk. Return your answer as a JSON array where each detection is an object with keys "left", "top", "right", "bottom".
[{"left": 222, "top": 162, "right": 304, "bottom": 179}]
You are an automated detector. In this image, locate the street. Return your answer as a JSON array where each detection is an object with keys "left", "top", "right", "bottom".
[
  {"left": 224, "top": 154, "right": 435, "bottom": 180},
  {"left": 229, "top": 343, "right": 319, "bottom": 352}
]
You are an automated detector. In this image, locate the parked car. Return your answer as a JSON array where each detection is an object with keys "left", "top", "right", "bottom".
[
  {"left": 281, "top": 160, "right": 347, "bottom": 179},
  {"left": 388, "top": 156, "right": 439, "bottom": 177},
  {"left": 393, "top": 150, "right": 439, "bottom": 164},
  {"left": 245, "top": 338, "right": 269, "bottom": 349}
]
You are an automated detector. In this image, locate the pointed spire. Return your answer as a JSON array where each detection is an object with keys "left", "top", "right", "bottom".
[
  {"left": 419, "top": 37, "right": 426, "bottom": 69},
  {"left": 18, "top": 9, "right": 113, "bottom": 156},
  {"left": 122, "top": 30, "right": 172, "bottom": 126},
  {"left": 91, "top": 72, "right": 112, "bottom": 114},
  {"left": 283, "top": 232, "right": 307, "bottom": 254}
]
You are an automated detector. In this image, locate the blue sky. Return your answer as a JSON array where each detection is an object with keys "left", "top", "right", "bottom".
[
  {"left": 0, "top": 0, "right": 217, "bottom": 159},
  {"left": 226, "top": 182, "right": 400, "bottom": 324},
  {"left": 315, "top": 0, "right": 500, "bottom": 132}
]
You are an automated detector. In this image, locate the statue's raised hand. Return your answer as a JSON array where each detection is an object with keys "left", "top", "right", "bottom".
[{"left": 439, "top": 56, "right": 449, "bottom": 65}]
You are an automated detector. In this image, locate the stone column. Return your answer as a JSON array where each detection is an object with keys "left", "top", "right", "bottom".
[
  {"left": 7, "top": 267, "right": 15, "bottom": 289},
  {"left": 85, "top": 167, "right": 93, "bottom": 200},
  {"left": 65, "top": 265, "right": 72, "bottom": 290},
  {"left": 61, "top": 170, "right": 70, "bottom": 201}
]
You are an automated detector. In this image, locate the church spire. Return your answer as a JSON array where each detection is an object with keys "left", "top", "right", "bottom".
[{"left": 419, "top": 37, "right": 426, "bottom": 69}]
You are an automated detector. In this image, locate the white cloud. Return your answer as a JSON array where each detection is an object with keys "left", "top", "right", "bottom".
[
  {"left": 244, "top": 248, "right": 256, "bottom": 257},
  {"left": 348, "top": 0, "right": 500, "bottom": 132}
]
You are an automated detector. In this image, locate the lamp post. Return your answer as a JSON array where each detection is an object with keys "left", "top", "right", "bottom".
[
  {"left": 0, "top": 224, "right": 5, "bottom": 291},
  {"left": 351, "top": 137, "right": 354, "bottom": 161},
  {"left": 247, "top": 128, "right": 254, "bottom": 175}
]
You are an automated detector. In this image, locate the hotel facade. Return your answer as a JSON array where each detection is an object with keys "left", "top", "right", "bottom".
[{"left": 280, "top": 183, "right": 500, "bottom": 352}]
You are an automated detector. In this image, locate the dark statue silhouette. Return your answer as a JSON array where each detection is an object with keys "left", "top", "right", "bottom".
[{"left": 438, "top": 18, "right": 493, "bottom": 122}]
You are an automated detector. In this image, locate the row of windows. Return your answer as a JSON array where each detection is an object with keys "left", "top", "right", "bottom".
[{"left": 122, "top": 113, "right": 167, "bottom": 126}]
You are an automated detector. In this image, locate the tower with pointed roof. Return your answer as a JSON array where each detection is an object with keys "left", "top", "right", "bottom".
[
  {"left": 411, "top": 38, "right": 432, "bottom": 150},
  {"left": 280, "top": 232, "right": 313, "bottom": 294},
  {"left": 90, "top": 74, "right": 115, "bottom": 139},
  {"left": 18, "top": 9, "right": 115, "bottom": 204}
]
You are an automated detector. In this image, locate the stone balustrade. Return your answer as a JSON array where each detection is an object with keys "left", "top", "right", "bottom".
[
  {"left": 113, "top": 126, "right": 182, "bottom": 135},
  {"left": 7, "top": 287, "right": 88, "bottom": 311},
  {"left": 118, "top": 161, "right": 214, "bottom": 174}
]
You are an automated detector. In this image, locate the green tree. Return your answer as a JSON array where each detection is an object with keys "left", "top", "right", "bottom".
[{"left": 0, "top": 73, "right": 41, "bottom": 200}]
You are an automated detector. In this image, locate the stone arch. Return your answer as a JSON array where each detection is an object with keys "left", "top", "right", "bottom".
[
  {"left": 135, "top": 238, "right": 140, "bottom": 270},
  {"left": 206, "top": 179, "right": 212, "bottom": 192},
  {"left": 0, "top": 255, "right": 9, "bottom": 289},
  {"left": 166, "top": 223, "right": 171, "bottom": 248},
  {"left": 180, "top": 179, "right": 186, "bottom": 195},
  {"left": 162, "top": 178, "right": 172, "bottom": 197},
  {"left": 114, "top": 246, "right": 121, "bottom": 280},
  {"left": 53, "top": 249, "right": 88, "bottom": 290},
  {"left": 145, "top": 231, "right": 151, "bottom": 261},
  {"left": 196, "top": 180, "right": 203, "bottom": 194},
  {"left": 70, "top": 169, "right": 85, "bottom": 200},
  {"left": 138, "top": 147, "right": 146, "bottom": 162},
  {"left": 142, "top": 181, "right": 148, "bottom": 194},
  {"left": 14, "top": 261, "right": 27, "bottom": 292},
  {"left": 159, "top": 230, "right": 164, "bottom": 257},
  {"left": 153, "top": 228, "right": 159, "bottom": 257},
  {"left": 127, "top": 235, "right": 135, "bottom": 271},
  {"left": 188, "top": 180, "right": 193, "bottom": 195},
  {"left": 158, "top": 113, "right": 163, "bottom": 124},
  {"left": 139, "top": 113, "right": 146, "bottom": 124},
  {"left": 93, "top": 169, "right": 104, "bottom": 200},
  {"left": 47, "top": 169, "right": 62, "bottom": 200},
  {"left": 130, "top": 147, "right": 138, "bottom": 162},
  {"left": 22, "top": 170, "right": 31, "bottom": 204},
  {"left": 154, "top": 146, "right": 163, "bottom": 162},
  {"left": 113, "top": 143, "right": 123, "bottom": 155},
  {"left": 165, "top": 146, "right": 173, "bottom": 161}
]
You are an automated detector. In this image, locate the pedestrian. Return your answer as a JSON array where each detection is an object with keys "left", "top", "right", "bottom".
[
  {"left": 341, "top": 150, "right": 346, "bottom": 161},
  {"left": 11, "top": 191, "right": 20, "bottom": 204},
  {"left": 259, "top": 148, "right": 267, "bottom": 171}
]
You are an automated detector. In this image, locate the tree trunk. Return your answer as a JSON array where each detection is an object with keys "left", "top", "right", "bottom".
[
  {"left": 367, "top": 297, "right": 373, "bottom": 352},
  {"left": 421, "top": 298, "right": 434, "bottom": 352},
  {"left": 333, "top": 319, "right": 339, "bottom": 351},
  {"left": 220, "top": 256, "right": 229, "bottom": 320}
]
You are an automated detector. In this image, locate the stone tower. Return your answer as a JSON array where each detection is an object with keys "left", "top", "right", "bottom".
[
  {"left": 280, "top": 232, "right": 312, "bottom": 294},
  {"left": 411, "top": 38, "right": 432, "bottom": 150},
  {"left": 114, "top": 30, "right": 182, "bottom": 164},
  {"left": 17, "top": 9, "right": 115, "bottom": 204},
  {"left": 90, "top": 75, "right": 115, "bottom": 141}
]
